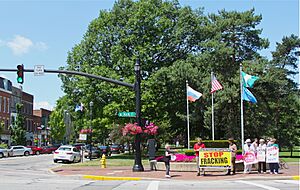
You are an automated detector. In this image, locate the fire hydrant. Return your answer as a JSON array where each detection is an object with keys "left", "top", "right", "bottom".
[{"left": 100, "top": 154, "right": 106, "bottom": 168}]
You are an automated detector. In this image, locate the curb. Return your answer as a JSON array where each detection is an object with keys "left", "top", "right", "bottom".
[
  {"left": 292, "top": 176, "right": 299, "bottom": 180},
  {"left": 83, "top": 175, "right": 141, "bottom": 181}
]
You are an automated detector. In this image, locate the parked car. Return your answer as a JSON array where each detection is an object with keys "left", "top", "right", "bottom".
[
  {"left": 26, "top": 146, "right": 43, "bottom": 155},
  {"left": 42, "top": 144, "right": 60, "bottom": 154},
  {"left": 84, "top": 147, "right": 101, "bottom": 159},
  {"left": 110, "top": 144, "right": 124, "bottom": 154},
  {"left": 53, "top": 145, "right": 81, "bottom": 163},
  {"left": 8, "top": 146, "right": 33, "bottom": 156},
  {"left": 0, "top": 147, "right": 9, "bottom": 158},
  {"left": 72, "top": 143, "right": 86, "bottom": 150},
  {"left": 98, "top": 145, "right": 111, "bottom": 156}
]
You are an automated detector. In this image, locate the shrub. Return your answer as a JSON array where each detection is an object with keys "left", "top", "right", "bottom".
[
  {"left": 185, "top": 149, "right": 195, "bottom": 156},
  {"left": 190, "top": 140, "right": 232, "bottom": 148},
  {"left": 0, "top": 143, "right": 8, "bottom": 149}
]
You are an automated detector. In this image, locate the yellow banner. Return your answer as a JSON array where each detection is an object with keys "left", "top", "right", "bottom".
[{"left": 199, "top": 151, "right": 231, "bottom": 167}]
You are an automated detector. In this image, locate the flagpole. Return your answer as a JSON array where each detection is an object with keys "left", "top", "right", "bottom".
[
  {"left": 211, "top": 72, "right": 215, "bottom": 141},
  {"left": 240, "top": 64, "right": 244, "bottom": 153},
  {"left": 186, "top": 80, "right": 190, "bottom": 150}
]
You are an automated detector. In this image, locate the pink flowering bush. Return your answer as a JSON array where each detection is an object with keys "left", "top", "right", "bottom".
[
  {"left": 236, "top": 154, "right": 243, "bottom": 161},
  {"left": 122, "top": 122, "right": 159, "bottom": 136},
  {"left": 144, "top": 122, "right": 158, "bottom": 135},
  {"left": 80, "top": 129, "right": 92, "bottom": 134},
  {"left": 122, "top": 123, "right": 143, "bottom": 135}
]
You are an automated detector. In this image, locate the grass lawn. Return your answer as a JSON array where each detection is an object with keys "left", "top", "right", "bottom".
[
  {"left": 279, "top": 151, "right": 300, "bottom": 157},
  {"left": 280, "top": 157, "right": 299, "bottom": 163}
]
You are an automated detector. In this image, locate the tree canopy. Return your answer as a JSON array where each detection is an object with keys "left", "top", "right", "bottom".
[{"left": 51, "top": 0, "right": 300, "bottom": 149}]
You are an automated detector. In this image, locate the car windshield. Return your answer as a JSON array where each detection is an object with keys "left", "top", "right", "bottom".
[
  {"left": 58, "top": 147, "right": 72, "bottom": 151},
  {"left": 99, "top": 146, "right": 107, "bottom": 149},
  {"left": 111, "top": 145, "right": 119, "bottom": 148}
]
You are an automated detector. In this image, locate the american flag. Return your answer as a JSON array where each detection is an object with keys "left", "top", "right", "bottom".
[{"left": 211, "top": 74, "right": 223, "bottom": 93}]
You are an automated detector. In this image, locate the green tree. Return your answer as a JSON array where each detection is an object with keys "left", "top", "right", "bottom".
[{"left": 11, "top": 104, "right": 26, "bottom": 145}]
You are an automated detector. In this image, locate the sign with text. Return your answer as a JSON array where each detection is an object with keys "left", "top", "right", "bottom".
[
  {"left": 118, "top": 112, "right": 136, "bottom": 117},
  {"left": 199, "top": 149, "right": 231, "bottom": 167},
  {"left": 34, "top": 65, "right": 44, "bottom": 76},
  {"left": 257, "top": 147, "right": 266, "bottom": 162},
  {"left": 79, "top": 134, "right": 87, "bottom": 141},
  {"left": 243, "top": 151, "right": 258, "bottom": 165},
  {"left": 266, "top": 146, "right": 279, "bottom": 163}
]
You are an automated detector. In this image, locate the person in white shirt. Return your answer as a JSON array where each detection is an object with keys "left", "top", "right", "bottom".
[
  {"left": 243, "top": 139, "right": 255, "bottom": 173},
  {"left": 257, "top": 139, "right": 267, "bottom": 173}
]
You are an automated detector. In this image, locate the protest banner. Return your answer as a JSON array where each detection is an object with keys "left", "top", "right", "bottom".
[
  {"left": 257, "top": 147, "right": 266, "bottom": 162},
  {"left": 199, "top": 148, "right": 231, "bottom": 168},
  {"left": 243, "top": 151, "right": 258, "bottom": 165},
  {"left": 266, "top": 146, "right": 279, "bottom": 163}
]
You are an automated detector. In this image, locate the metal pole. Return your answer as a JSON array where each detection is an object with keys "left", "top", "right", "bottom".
[
  {"left": 89, "top": 101, "right": 93, "bottom": 161},
  {"left": 240, "top": 64, "right": 244, "bottom": 153},
  {"left": 133, "top": 59, "right": 144, "bottom": 172},
  {"left": 211, "top": 72, "right": 214, "bottom": 141},
  {"left": 186, "top": 80, "right": 190, "bottom": 150}
]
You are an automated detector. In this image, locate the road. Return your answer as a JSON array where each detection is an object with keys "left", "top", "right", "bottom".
[{"left": 0, "top": 155, "right": 298, "bottom": 190}]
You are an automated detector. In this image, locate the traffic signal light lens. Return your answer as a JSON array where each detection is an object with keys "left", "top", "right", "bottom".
[{"left": 17, "top": 64, "right": 24, "bottom": 84}]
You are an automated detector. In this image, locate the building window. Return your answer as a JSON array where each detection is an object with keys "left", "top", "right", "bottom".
[
  {"left": 0, "top": 96, "right": 2, "bottom": 112},
  {"left": 3, "top": 97, "right": 6, "bottom": 113},
  {"left": 7, "top": 98, "right": 10, "bottom": 113}
]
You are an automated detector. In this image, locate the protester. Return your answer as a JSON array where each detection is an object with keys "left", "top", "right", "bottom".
[
  {"left": 252, "top": 138, "right": 258, "bottom": 152},
  {"left": 267, "top": 138, "right": 279, "bottom": 174},
  {"left": 243, "top": 138, "right": 255, "bottom": 174},
  {"left": 164, "top": 144, "right": 177, "bottom": 178},
  {"left": 257, "top": 139, "right": 267, "bottom": 173},
  {"left": 226, "top": 138, "right": 237, "bottom": 175},
  {"left": 193, "top": 137, "right": 206, "bottom": 176}
]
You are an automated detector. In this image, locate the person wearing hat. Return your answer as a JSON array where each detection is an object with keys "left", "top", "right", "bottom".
[
  {"left": 226, "top": 138, "right": 237, "bottom": 175},
  {"left": 243, "top": 138, "right": 255, "bottom": 174},
  {"left": 257, "top": 139, "right": 267, "bottom": 173}
]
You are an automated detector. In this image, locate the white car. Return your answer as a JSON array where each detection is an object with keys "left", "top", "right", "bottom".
[
  {"left": 0, "top": 147, "right": 10, "bottom": 158},
  {"left": 53, "top": 145, "right": 81, "bottom": 163},
  {"left": 9, "top": 146, "right": 33, "bottom": 156}
]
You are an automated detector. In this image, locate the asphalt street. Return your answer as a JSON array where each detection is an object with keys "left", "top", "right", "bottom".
[{"left": 0, "top": 155, "right": 298, "bottom": 190}]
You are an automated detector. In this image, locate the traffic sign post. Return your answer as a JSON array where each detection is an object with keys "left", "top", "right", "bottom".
[{"left": 118, "top": 112, "right": 136, "bottom": 117}]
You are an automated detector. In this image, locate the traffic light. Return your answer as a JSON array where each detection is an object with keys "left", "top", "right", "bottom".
[{"left": 17, "top": 64, "right": 24, "bottom": 84}]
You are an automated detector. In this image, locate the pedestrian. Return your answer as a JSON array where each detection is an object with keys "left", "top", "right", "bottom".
[
  {"left": 193, "top": 137, "right": 206, "bottom": 176},
  {"left": 267, "top": 138, "right": 279, "bottom": 174},
  {"left": 243, "top": 138, "right": 255, "bottom": 174},
  {"left": 252, "top": 138, "right": 258, "bottom": 153},
  {"left": 164, "top": 144, "right": 177, "bottom": 178},
  {"left": 226, "top": 138, "right": 237, "bottom": 175},
  {"left": 257, "top": 139, "right": 267, "bottom": 173}
]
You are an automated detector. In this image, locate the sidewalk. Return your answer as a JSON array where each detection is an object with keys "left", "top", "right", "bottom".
[{"left": 51, "top": 162, "right": 299, "bottom": 181}]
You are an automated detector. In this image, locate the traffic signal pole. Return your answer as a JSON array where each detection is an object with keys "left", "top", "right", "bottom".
[{"left": 0, "top": 68, "right": 134, "bottom": 88}]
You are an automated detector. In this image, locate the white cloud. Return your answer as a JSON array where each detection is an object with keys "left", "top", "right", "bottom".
[
  {"left": 7, "top": 35, "right": 33, "bottom": 55},
  {"left": 34, "top": 101, "right": 54, "bottom": 111},
  {"left": 5, "top": 35, "right": 48, "bottom": 56}
]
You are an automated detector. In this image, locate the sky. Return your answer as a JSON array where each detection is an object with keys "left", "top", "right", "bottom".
[{"left": 0, "top": 0, "right": 299, "bottom": 111}]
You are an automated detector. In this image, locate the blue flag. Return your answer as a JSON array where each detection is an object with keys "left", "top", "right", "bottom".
[
  {"left": 243, "top": 87, "right": 257, "bottom": 103},
  {"left": 242, "top": 71, "right": 259, "bottom": 88}
]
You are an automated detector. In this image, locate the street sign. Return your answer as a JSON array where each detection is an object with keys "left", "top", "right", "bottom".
[
  {"left": 118, "top": 112, "right": 136, "bottom": 117},
  {"left": 34, "top": 65, "right": 44, "bottom": 76},
  {"left": 79, "top": 134, "right": 87, "bottom": 141}
]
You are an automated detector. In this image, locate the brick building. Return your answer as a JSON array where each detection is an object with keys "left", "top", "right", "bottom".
[
  {"left": 33, "top": 108, "right": 51, "bottom": 146},
  {"left": 0, "top": 77, "right": 12, "bottom": 145}
]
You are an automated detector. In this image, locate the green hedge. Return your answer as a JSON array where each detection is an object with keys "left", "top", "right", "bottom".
[
  {"left": 190, "top": 140, "right": 231, "bottom": 148},
  {"left": 0, "top": 143, "right": 8, "bottom": 149},
  {"left": 185, "top": 149, "right": 195, "bottom": 156}
]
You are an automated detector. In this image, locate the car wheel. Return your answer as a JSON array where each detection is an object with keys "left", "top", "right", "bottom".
[
  {"left": 54, "top": 159, "right": 58, "bottom": 163},
  {"left": 24, "top": 151, "right": 29, "bottom": 156},
  {"left": 36, "top": 151, "right": 40, "bottom": 155},
  {"left": 0, "top": 153, "right": 3, "bottom": 158}
]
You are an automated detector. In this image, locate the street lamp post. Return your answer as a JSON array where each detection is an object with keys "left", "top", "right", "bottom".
[
  {"left": 89, "top": 101, "right": 94, "bottom": 161},
  {"left": 133, "top": 59, "right": 144, "bottom": 172}
]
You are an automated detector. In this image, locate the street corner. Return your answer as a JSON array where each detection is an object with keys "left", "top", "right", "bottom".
[{"left": 83, "top": 175, "right": 141, "bottom": 181}]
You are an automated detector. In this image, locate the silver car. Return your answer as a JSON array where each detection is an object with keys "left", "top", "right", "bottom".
[
  {"left": 0, "top": 147, "right": 9, "bottom": 158},
  {"left": 9, "top": 146, "right": 33, "bottom": 156}
]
